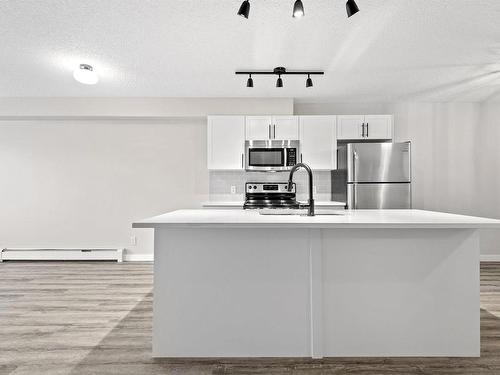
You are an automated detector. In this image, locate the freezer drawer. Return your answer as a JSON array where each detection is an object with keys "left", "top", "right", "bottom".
[{"left": 347, "top": 183, "right": 411, "bottom": 209}]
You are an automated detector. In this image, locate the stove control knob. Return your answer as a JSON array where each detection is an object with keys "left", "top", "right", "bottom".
[
  {"left": 248, "top": 186, "right": 252, "bottom": 189},
  {"left": 253, "top": 185, "right": 257, "bottom": 189}
]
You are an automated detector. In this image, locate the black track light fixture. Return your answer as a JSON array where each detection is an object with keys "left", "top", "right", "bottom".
[
  {"left": 276, "top": 74, "right": 283, "bottom": 88},
  {"left": 236, "top": 67, "right": 323, "bottom": 89},
  {"left": 346, "top": 0, "right": 360, "bottom": 17},
  {"left": 247, "top": 74, "right": 253, "bottom": 88},
  {"left": 306, "top": 74, "right": 313, "bottom": 88},
  {"left": 293, "top": 0, "right": 305, "bottom": 18},
  {"left": 237, "top": 0, "right": 250, "bottom": 19},
  {"left": 238, "top": 1, "right": 360, "bottom": 20}
]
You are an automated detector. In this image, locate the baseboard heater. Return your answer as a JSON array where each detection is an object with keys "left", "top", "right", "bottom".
[{"left": 0, "top": 248, "right": 124, "bottom": 262}]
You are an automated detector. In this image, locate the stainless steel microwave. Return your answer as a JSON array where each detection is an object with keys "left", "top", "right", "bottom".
[{"left": 245, "top": 140, "right": 299, "bottom": 172}]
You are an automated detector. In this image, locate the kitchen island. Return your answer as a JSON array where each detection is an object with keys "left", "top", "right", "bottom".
[{"left": 133, "top": 209, "right": 500, "bottom": 358}]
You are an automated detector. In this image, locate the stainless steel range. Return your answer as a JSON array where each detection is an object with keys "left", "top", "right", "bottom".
[{"left": 243, "top": 182, "right": 299, "bottom": 210}]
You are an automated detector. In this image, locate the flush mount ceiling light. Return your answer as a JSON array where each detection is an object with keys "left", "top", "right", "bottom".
[
  {"left": 237, "top": 0, "right": 250, "bottom": 18},
  {"left": 237, "top": 0, "right": 359, "bottom": 19},
  {"left": 236, "top": 67, "right": 324, "bottom": 88},
  {"left": 346, "top": 0, "right": 360, "bottom": 17},
  {"left": 73, "top": 64, "right": 98, "bottom": 85},
  {"left": 292, "top": 0, "right": 305, "bottom": 18}
]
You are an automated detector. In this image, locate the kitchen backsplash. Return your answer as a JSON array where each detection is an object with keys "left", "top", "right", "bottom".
[{"left": 209, "top": 170, "right": 332, "bottom": 202}]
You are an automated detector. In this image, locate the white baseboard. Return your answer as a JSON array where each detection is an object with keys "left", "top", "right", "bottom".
[
  {"left": 124, "top": 253, "right": 154, "bottom": 262},
  {"left": 481, "top": 255, "right": 500, "bottom": 262},
  {"left": 1, "top": 248, "right": 123, "bottom": 262}
]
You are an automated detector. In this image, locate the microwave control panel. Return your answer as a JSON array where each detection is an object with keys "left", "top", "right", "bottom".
[{"left": 286, "top": 148, "right": 297, "bottom": 166}]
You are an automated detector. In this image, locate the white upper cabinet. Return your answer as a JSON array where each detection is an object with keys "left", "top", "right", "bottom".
[
  {"left": 207, "top": 116, "right": 245, "bottom": 170},
  {"left": 245, "top": 116, "right": 299, "bottom": 140},
  {"left": 273, "top": 116, "right": 299, "bottom": 139},
  {"left": 299, "top": 116, "right": 337, "bottom": 170},
  {"left": 245, "top": 116, "right": 273, "bottom": 140},
  {"left": 207, "top": 114, "right": 393, "bottom": 171},
  {"left": 337, "top": 115, "right": 393, "bottom": 140},
  {"left": 363, "top": 115, "right": 393, "bottom": 140},
  {"left": 337, "top": 115, "right": 364, "bottom": 139}
]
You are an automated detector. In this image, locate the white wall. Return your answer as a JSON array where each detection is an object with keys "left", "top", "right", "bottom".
[
  {"left": 0, "top": 118, "right": 207, "bottom": 259},
  {"left": 295, "top": 101, "right": 499, "bottom": 256},
  {"left": 0, "top": 97, "right": 294, "bottom": 118},
  {"left": 477, "top": 102, "right": 500, "bottom": 256},
  {"left": 0, "top": 98, "right": 294, "bottom": 260},
  {"left": 392, "top": 102, "right": 479, "bottom": 214}
]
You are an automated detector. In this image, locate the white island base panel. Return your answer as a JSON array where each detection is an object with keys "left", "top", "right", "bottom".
[{"left": 153, "top": 227, "right": 480, "bottom": 358}]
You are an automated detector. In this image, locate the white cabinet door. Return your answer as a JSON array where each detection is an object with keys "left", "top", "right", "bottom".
[
  {"left": 245, "top": 116, "right": 272, "bottom": 140},
  {"left": 337, "top": 115, "right": 364, "bottom": 140},
  {"left": 273, "top": 116, "right": 299, "bottom": 139},
  {"left": 207, "top": 116, "right": 245, "bottom": 170},
  {"left": 364, "top": 115, "right": 393, "bottom": 140},
  {"left": 337, "top": 115, "right": 393, "bottom": 140},
  {"left": 299, "top": 116, "right": 337, "bottom": 170}
]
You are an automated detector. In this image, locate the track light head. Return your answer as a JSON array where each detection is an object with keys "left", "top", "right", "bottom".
[
  {"left": 237, "top": 0, "right": 250, "bottom": 19},
  {"left": 306, "top": 75, "right": 313, "bottom": 88},
  {"left": 276, "top": 75, "right": 283, "bottom": 88},
  {"left": 247, "top": 74, "right": 253, "bottom": 88},
  {"left": 346, "top": 0, "right": 359, "bottom": 17},
  {"left": 293, "top": 0, "right": 305, "bottom": 18}
]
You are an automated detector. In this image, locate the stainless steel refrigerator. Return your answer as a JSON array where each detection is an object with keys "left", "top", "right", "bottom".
[{"left": 332, "top": 142, "right": 411, "bottom": 209}]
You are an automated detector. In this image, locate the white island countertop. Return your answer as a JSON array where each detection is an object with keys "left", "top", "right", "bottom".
[{"left": 133, "top": 209, "right": 500, "bottom": 229}]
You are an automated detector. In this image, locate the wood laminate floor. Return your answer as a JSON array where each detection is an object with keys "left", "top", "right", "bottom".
[{"left": 1, "top": 261, "right": 500, "bottom": 375}]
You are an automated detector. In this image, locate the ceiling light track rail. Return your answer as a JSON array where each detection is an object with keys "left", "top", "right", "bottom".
[{"left": 235, "top": 71, "right": 324, "bottom": 75}]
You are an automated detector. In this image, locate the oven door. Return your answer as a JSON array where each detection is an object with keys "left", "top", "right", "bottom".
[{"left": 245, "top": 140, "right": 299, "bottom": 171}]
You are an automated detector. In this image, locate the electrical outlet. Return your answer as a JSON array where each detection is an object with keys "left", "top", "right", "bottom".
[
  {"left": 130, "top": 236, "right": 137, "bottom": 246},
  {"left": 230, "top": 185, "right": 236, "bottom": 194}
]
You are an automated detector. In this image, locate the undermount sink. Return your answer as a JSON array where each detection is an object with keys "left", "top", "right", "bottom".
[{"left": 258, "top": 208, "right": 345, "bottom": 216}]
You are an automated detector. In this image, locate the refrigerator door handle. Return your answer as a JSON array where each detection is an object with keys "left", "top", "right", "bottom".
[{"left": 353, "top": 150, "right": 358, "bottom": 181}]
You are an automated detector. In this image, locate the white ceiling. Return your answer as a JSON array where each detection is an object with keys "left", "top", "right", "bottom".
[{"left": 1, "top": 0, "right": 499, "bottom": 101}]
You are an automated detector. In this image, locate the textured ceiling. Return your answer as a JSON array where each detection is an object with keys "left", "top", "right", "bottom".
[{"left": 0, "top": 0, "right": 499, "bottom": 101}]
